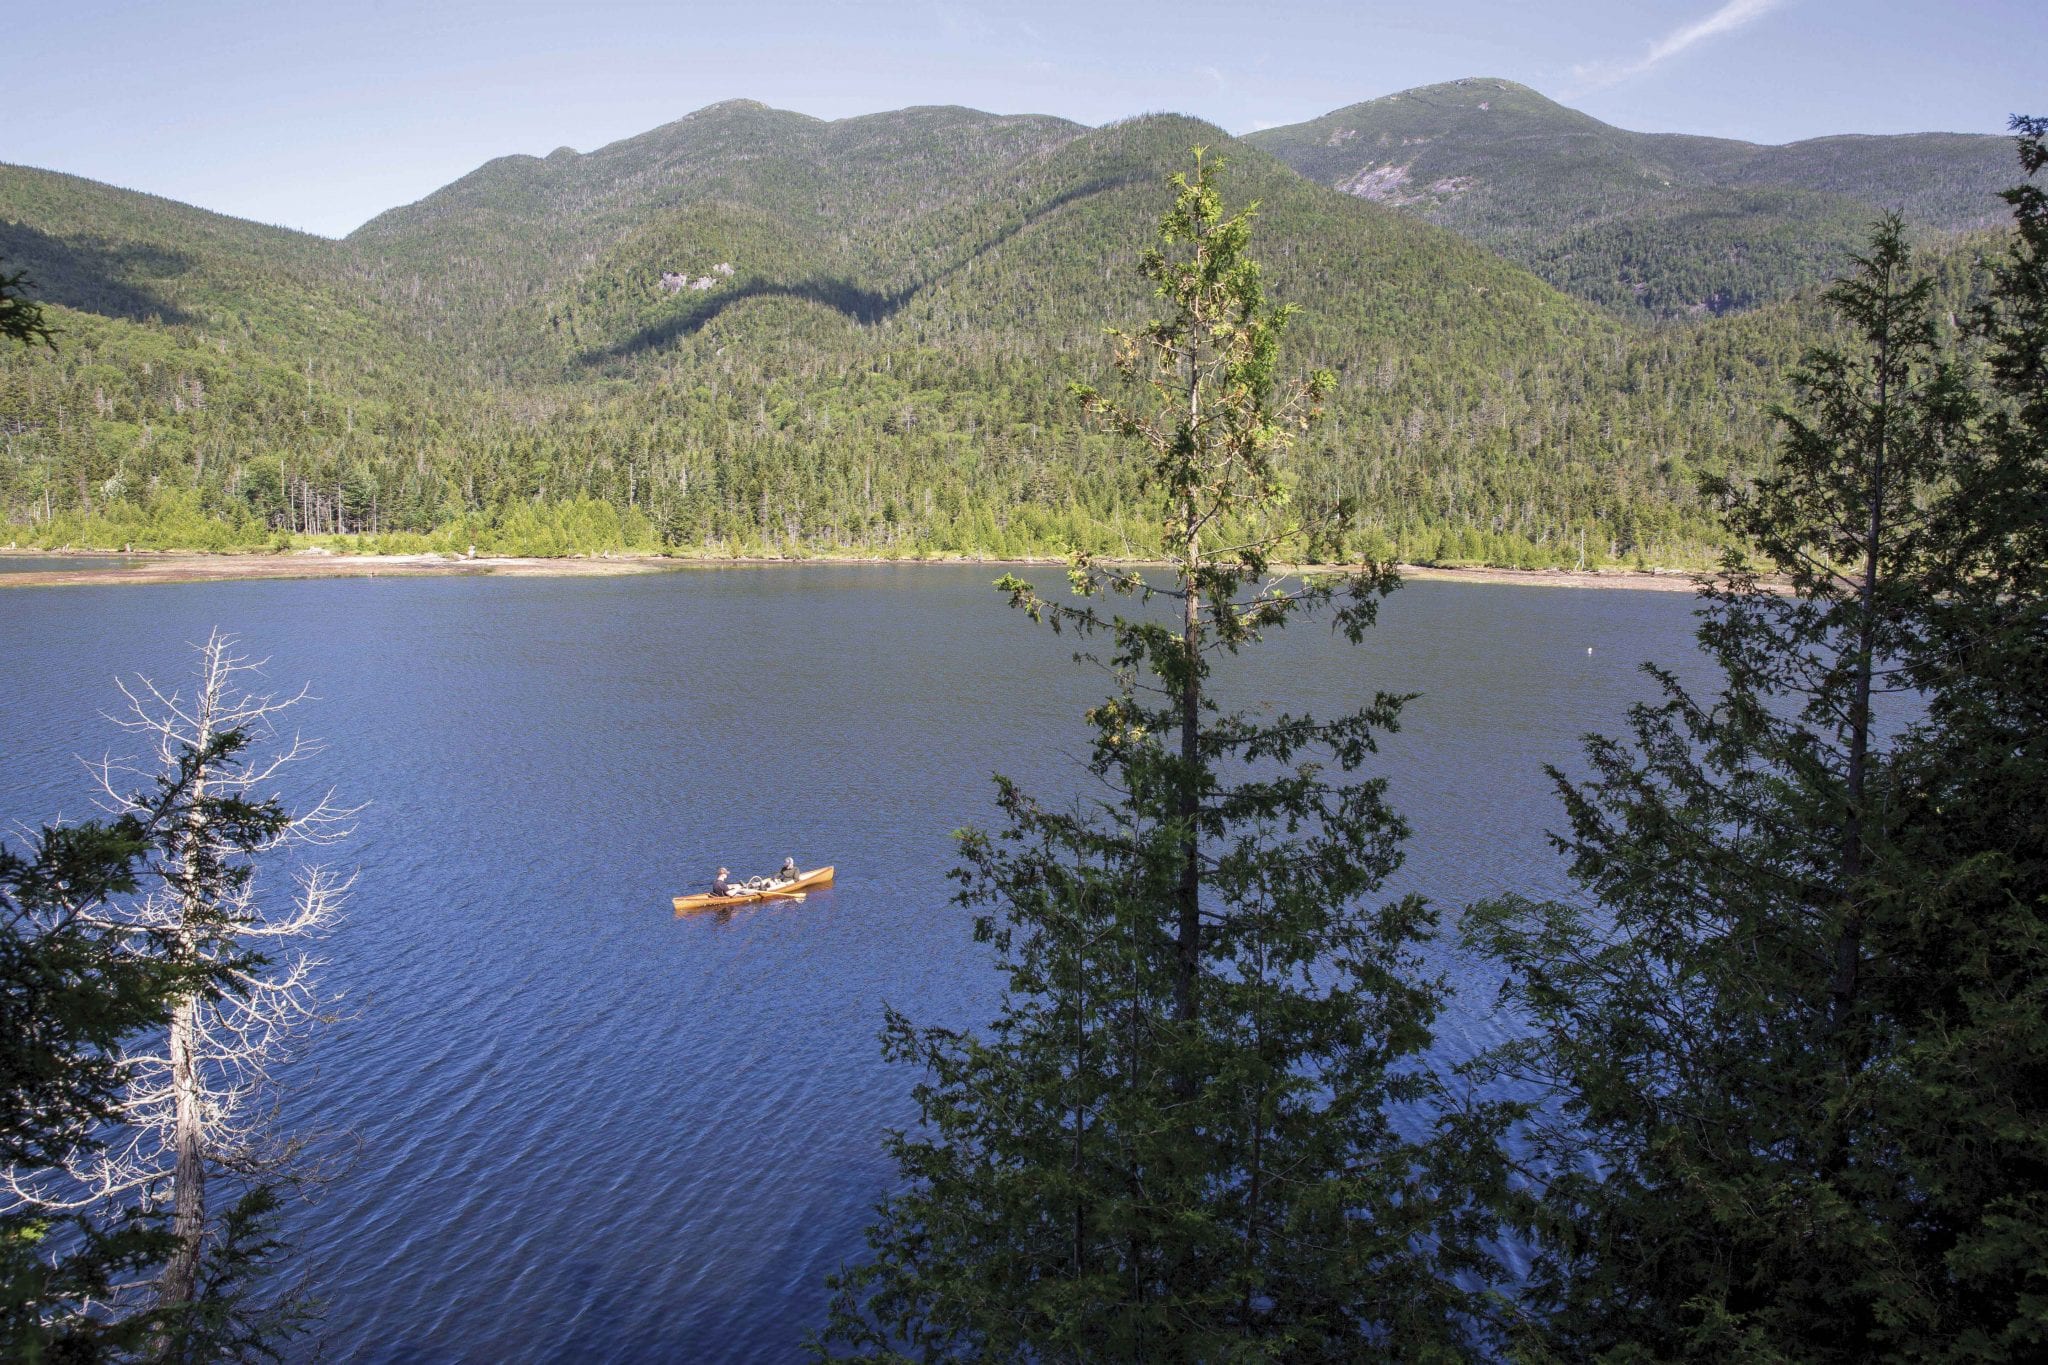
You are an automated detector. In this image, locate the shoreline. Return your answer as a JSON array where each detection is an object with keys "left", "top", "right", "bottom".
[{"left": 0, "top": 548, "right": 1710, "bottom": 594}]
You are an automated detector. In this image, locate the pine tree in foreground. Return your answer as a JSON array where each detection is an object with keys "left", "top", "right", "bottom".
[
  {"left": 1464, "top": 160, "right": 2048, "bottom": 1358},
  {"left": 1873, "top": 113, "right": 2048, "bottom": 1360},
  {"left": 3, "top": 788, "right": 197, "bottom": 1360},
  {"left": 0, "top": 256, "right": 55, "bottom": 350},
  {"left": 819, "top": 151, "right": 1510, "bottom": 1362},
  {"left": 3, "top": 634, "right": 354, "bottom": 1360}
]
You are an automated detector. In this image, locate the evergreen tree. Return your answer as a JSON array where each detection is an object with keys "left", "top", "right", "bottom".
[
  {"left": 820, "top": 151, "right": 1508, "bottom": 1361},
  {"left": 1868, "top": 113, "right": 2048, "bottom": 1359},
  {"left": 1715, "top": 213, "right": 1975, "bottom": 1049},
  {"left": 3, "top": 639, "right": 347, "bottom": 1361},
  {"left": 0, "top": 738, "right": 276, "bottom": 1360},
  {"left": 0, "top": 256, "right": 54, "bottom": 350},
  {"left": 3, "top": 808, "right": 182, "bottom": 1361},
  {"left": 1463, "top": 210, "right": 2037, "bottom": 1357}
]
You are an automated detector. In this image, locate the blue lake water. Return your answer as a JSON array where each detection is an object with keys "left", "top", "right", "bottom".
[{"left": 0, "top": 565, "right": 1706, "bottom": 1361}]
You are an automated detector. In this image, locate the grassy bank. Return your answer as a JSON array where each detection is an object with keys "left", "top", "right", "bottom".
[{"left": 7, "top": 493, "right": 1725, "bottom": 575}]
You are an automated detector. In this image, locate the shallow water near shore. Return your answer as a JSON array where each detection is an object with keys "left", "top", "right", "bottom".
[{"left": 0, "top": 565, "right": 1706, "bottom": 1361}]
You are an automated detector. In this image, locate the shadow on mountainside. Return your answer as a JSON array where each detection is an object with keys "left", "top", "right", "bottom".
[
  {"left": 0, "top": 222, "right": 195, "bottom": 326},
  {"left": 579, "top": 173, "right": 1144, "bottom": 366},
  {"left": 588, "top": 276, "right": 914, "bottom": 359}
]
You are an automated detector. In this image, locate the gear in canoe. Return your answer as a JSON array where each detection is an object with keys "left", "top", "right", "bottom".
[{"left": 673, "top": 864, "right": 835, "bottom": 914}]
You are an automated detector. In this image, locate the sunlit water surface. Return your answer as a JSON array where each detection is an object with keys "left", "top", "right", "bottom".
[{"left": 0, "top": 564, "right": 1707, "bottom": 1361}]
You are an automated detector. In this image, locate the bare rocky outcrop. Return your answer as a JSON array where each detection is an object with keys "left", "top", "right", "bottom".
[
  {"left": 1336, "top": 163, "right": 1475, "bottom": 208},
  {"left": 1338, "top": 163, "right": 1415, "bottom": 204},
  {"left": 659, "top": 263, "right": 736, "bottom": 294}
]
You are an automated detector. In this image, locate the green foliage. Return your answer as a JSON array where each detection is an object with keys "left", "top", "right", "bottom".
[
  {"left": 2, "top": 636, "right": 343, "bottom": 1360},
  {"left": 148, "top": 1186, "right": 312, "bottom": 1365},
  {"left": 0, "top": 105, "right": 1933, "bottom": 570},
  {"left": 0, "top": 257, "right": 55, "bottom": 350},
  {"left": 1248, "top": 77, "right": 2015, "bottom": 321},
  {"left": 0, "top": 739, "right": 277, "bottom": 1361},
  {"left": 1869, "top": 113, "right": 2048, "bottom": 1361},
  {"left": 821, "top": 154, "right": 1509, "bottom": 1361},
  {"left": 3, "top": 816, "right": 172, "bottom": 1363},
  {"left": 1464, "top": 135, "right": 2046, "bottom": 1361},
  {"left": 1511, "top": 185, "right": 1878, "bottom": 317}
]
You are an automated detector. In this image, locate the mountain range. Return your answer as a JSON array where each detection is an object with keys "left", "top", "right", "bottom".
[
  {"left": 1247, "top": 78, "right": 2014, "bottom": 318},
  {"left": 0, "top": 80, "right": 2023, "bottom": 567}
]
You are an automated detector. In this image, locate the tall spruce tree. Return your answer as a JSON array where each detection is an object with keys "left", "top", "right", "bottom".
[
  {"left": 3, "top": 640, "right": 346, "bottom": 1361},
  {"left": 1462, "top": 213, "right": 2013, "bottom": 1356},
  {"left": 1, "top": 737, "right": 279, "bottom": 1360},
  {"left": 819, "top": 151, "right": 1508, "bottom": 1362},
  {"left": 0, "top": 256, "right": 55, "bottom": 350},
  {"left": 3, "top": 805, "right": 185, "bottom": 1362},
  {"left": 18, "top": 635, "right": 350, "bottom": 1359},
  {"left": 1869, "top": 113, "right": 2048, "bottom": 1358}
]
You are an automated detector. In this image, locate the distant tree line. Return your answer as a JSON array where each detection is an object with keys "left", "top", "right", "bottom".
[{"left": 4, "top": 115, "right": 1995, "bottom": 572}]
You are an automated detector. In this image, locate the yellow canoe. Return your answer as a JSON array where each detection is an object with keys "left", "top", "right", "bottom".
[{"left": 673, "top": 865, "right": 835, "bottom": 914}]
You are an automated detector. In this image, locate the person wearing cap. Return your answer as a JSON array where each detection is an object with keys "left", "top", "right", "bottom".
[
  {"left": 711, "top": 867, "right": 741, "bottom": 897},
  {"left": 772, "top": 856, "right": 799, "bottom": 886}
]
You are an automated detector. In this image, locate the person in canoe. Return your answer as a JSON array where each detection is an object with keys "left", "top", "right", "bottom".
[
  {"left": 711, "top": 867, "right": 745, "bottom": 897},
  {"left": 738, "top": 858, "right": 802, "bottom": 892}
]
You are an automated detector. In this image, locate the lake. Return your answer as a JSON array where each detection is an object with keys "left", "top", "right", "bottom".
[{"left": 0, "top": 564, "right": 1707, "bottom": 1361}]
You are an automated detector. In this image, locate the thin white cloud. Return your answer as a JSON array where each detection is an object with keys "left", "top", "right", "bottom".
[{"left": 1572, "top": 0, "right": 1787, "bottom": 92}]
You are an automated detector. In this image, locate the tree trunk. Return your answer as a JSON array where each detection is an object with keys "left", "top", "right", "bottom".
[
  {"left": 1829, "top": 317, "right": 1889, "bottom": 1039},
  {"left": 162, "top": 689, "right": 218, "bottom": 1308},
  {"left": 1176, "top": 562, "right": 1201, "bottom": 1027},
  {"left": 1071, "top": 982, "right": 1087, "bottom": 1278},
  {"left": 159, "top": 996, "right": 206, "bottom": 1306},
  {"left": 1174, "top": 352, "right": 1203, "bottom": 1030}
]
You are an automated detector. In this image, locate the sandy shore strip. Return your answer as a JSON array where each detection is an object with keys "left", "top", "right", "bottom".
[
  {"left": 0, "top": 549, "right": 1711, "bottom": 593},
  {"left": 1393, "top": 562, "right": 1703, "bottom": 592}
]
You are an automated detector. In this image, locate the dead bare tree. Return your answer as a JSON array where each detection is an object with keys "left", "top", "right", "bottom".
[{"left": 2, "top": 631, "right": 356, "bottom": 1321}]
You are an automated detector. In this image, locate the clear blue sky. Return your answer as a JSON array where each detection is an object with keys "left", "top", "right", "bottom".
[{"left": 8, "top": 0, "right": 2041, "bottom": 238}]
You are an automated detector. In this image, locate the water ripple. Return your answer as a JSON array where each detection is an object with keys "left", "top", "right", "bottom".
[{"left": 0, "top": 566, "right": 1707, "bottom": 1359}]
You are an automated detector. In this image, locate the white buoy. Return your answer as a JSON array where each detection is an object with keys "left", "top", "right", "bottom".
[{"left": 1587, "top": 646, "right": 1594, "bottom": 655}]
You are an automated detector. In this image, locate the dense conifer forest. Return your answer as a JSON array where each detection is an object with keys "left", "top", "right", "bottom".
[
  {"left": 0, "top": 85, "right": 2016, "bottom": 566},
  {"left": 1249, "top": 78, "right": 2015, "bottom": 318}
]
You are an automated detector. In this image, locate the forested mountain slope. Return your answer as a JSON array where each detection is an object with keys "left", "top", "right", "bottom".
[
  {"left": 346, "top": 102, "right": 1087, "bottom": 373},
  {"left": 0, "top": 99, "right": 2004, "bottom": 565},
  {"left": 1247, "top": 78, "right": 2012, "bottom": 318},
  {"left": 0, "top": 164, "right": 405, "bottom": 358}
]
